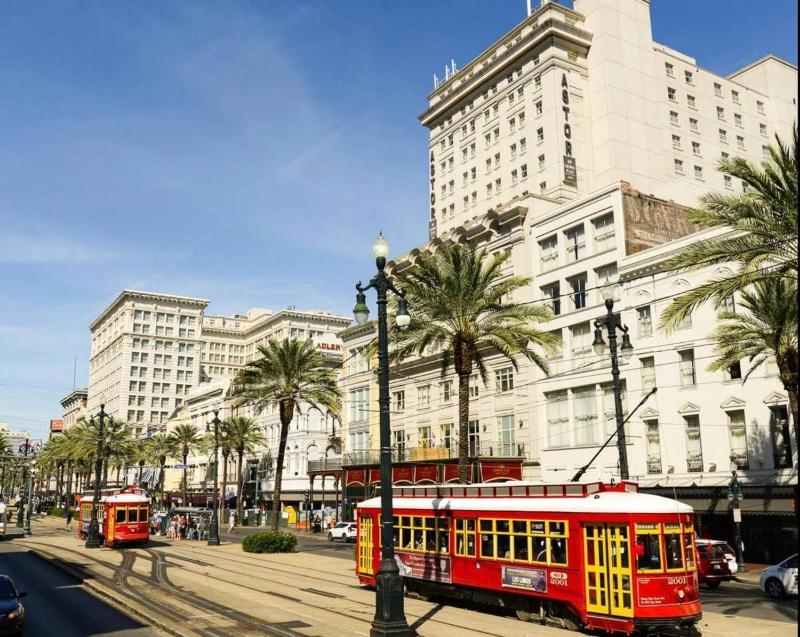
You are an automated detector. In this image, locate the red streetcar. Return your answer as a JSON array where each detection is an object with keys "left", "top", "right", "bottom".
[
  {"left": 356, "top": 481, "right": 700, "bottom": 635},
  {"left": 77, "top": 486, "right": 151, "bottom": 548}
]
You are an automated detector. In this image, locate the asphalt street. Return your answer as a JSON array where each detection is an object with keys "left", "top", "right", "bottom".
[
  {"left": 0, "top": 541, "right": 159, "bottom": 637},
  {"left": 698, "top": 579, "right": 797, "bottom": 624}
]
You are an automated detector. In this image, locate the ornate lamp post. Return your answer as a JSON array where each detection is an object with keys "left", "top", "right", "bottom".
[
  {"left": 592, "top": 279, "right": 634, "bottom": 480},
  {"left": 16, "top": 439, "right": 37, "bottom": 530},
  {"left": 206, "top": 410, "right": 223, "bottom": 546},
  {"left": 85, "top": 405, "right": 108, "bottom": 549},
  {"left": 353, "top": 232, "right": 414, "bottom": 637},
  {"left": 728, "top": 470, "right": 747, "bottom": 573}
]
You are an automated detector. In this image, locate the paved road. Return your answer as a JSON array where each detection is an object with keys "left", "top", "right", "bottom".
[
  {"left": 699, "top": 579, "right": 797, "bottom": 624},
  {"left": 0, "top": 541, "right": 159, "bottom": 637}
]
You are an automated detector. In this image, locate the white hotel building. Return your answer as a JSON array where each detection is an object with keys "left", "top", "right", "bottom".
[{"left": 338, "top": 0, "right": 796, "bottom": 562}]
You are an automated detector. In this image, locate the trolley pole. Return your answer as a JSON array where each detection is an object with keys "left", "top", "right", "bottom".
[
  {"left": 207, "top": 410, "right": 222, "bottom": 546},
  {"left": 85, "top": 405, "right": 107, "bottom": 549}
]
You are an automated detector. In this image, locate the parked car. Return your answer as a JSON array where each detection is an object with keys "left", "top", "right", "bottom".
[
  {"left": 328, "top": 522, "right": 357, "bottom": 543},
  {"left": 759, "top": 554, "right": 798, "bottom": 599},
  {"left": 696, "top": 539, "right": 737, "bottom": 574},
  {"left": 696, "top": 542, "right": 733, "bottom": 588},
  {"left": 0, "top": 574, "right": 26, "bottom": 635}
]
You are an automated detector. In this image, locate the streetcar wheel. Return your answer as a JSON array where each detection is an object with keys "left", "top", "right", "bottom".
[
  {"left": 765, "top": 578, "right": 785, "bottom": 599},
  {"left": 705, "top": 581, "right": 720, "bottom": 589},
  {"left": 515, "top": 609, "right": 532, "bottom": 622}
]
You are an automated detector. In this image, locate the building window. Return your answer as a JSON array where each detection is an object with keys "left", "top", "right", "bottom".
[
  {"left": 392, "top": 430, "right": 406, "bottom": 461},
  {"left": 689, "top": 118, "right": 698, "bottom": 132},
  {"left": 520, "top": 137, "right": 527, "bottom": 153},
  {"left": 535, "top": 100, "right": 543, "bottom": 115},
  {"left": 498, "top": 415, "right": 515, "bottom": 455},
  {"left": 665, "top": 62, "right": 674, "bottom": 77},
  {"left": 510, "top": 142, "right": 517, "bottom": 158},
  {"left": 674, "top": 159, "right": 684, "bottom": 174},
  {"left": 645, "top": 420, "right": 662, "bottom": 474},
  {"left": 762, "top": 145, "right": 770, "bottom": 159},
  {"left": 537, "top": 127, "right": 544, "bottom": 143},
  {"left": 441, "top": 423, "right": 454, "bottom": 450},
  {"left": 734, "top": 113, "right": 742, "bottom": 127},
  {"left": 569, "top": 273, "right": 587, "bottom": 310},
  {"left": 539, "top": 235, "right": 558, "bottom": 271},
  {"left": 392, "top": 390, "right": 405, "bottom": 412},
  {"left": 495, "top": 367, "right": 514, "bottom": 393},
  {"left": 547, "top": 391, "right": 570, "bottom": 448},
  {"left": 714, "top": 82, "right": 722, "bottom": 96},
  {"left": 468, "top": 420, "right": 480, "bottom": 456},
  {"left": 667, "top": 87, "right": 676, "bottom": 102},
  {"left": 417, "top": 385, "right": 430, "bottom": 407},
  {"left": 737, "top": 135, "right": 745, "bottom": 149},
  {"left": 538, "top": 154, "right": 545, "bottom": 170},
  {"left": 756, "top": 100, "right": 765, "bottom": 114},
  {"left": 769, "top": 405, "right": 792, "bottom": 468},
  {"left": 724, "top": 174, "right": 733, "bottom": 189},
  {"left": 687, "top": 94, "right": 696, "bottom": 109},
  {"left": 670, "top": 111, "right": 679, "bottom": 126},
  {"left": 565, "top": 225, "right": 585, "bottom": 262},
  {"left": 521, "top": 163, "right": 528, "bottom": 179},
  {"left": 602, "top": 382, "right": 627, "bottom": 437},
  {"left": 469, "top": 375, "right": 479, "bottom": 399},
  {"left": 731, "top": 89, "right": 740, "bottom": 104},
  {"left": 719, "top": 128, "right": 727, "bottom": 143},
  {"left": 573, "top": 386, "right": 599, "bottom": 446},
  {"left": 541, "top": 282, "right": 561, "bottom": 316},
  {"left": 692, "top": 141, "right": 701, "bottom": 156},
  {"left": 539, "top": 181, "right": 546, "bottom": 192},
  {"left": 672, "top": 134, "right": 681, "bottom": 149},
  {"left": 593, "top": 213, "right": 615, "bottom": 253},
  {"left": 418, "top": 425, "right": 433, "bottom": 448},
  {"left": 570, "top": 322, "right": 592, "bottom": 365},
  {"left": 727, "top": 410, "right": 748, "bottom": 469},
  {"left": 684, "top": 415, "right": 703, "bottom": 472},
  {"left": 717, "top": 106, "right": 725, "bottom": 120},
  {"left": 637, "top": 306, "right": 653, "bottom": 337},
  {"left": 760, "top": 123, "right": 768, "bottom": 137},
  {"left": 440, "top": 380, "right": 454, "bottom": 402},
  {"left": 694, "top": 165, "right": 703, "bottom": 180},
  {"left": 684, "top": 70, "right": 693, "bottom": 85},
  {"left": 640, "top": 356, "right": 656, "bottom": 390},
  {"left": 534, "top": 74, "right": 541, "bottom": 89},
  {"left": 679, "top": 350, "right": 696, "bottom": 386}
]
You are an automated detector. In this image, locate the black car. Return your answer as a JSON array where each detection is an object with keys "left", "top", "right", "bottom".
[{"left": 0, "top": 575, "right": 25, "bottom": 635}]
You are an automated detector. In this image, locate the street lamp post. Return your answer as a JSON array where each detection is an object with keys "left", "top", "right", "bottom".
[
  {"left": 354, "top": 232, "right": 414, "bottom": 637},
  {"left": 207, "top": 410, "right": 223, "bottom": 546},
  {"left": 591, "top": 281, "right": 634, "bottom": 480},
  {"left": 23, "top": 460, "right": 36, "bottom": 536},
  {"left": 85, "top": 405, "right": 108, "bottom": 549},
  {"left": 728, "top": 470, "right": 747, "bottom": 573}
]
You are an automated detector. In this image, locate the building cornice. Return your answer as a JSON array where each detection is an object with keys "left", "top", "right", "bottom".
[
  {"left": 204, "top": 308, "right": 350, "bottom": 338},
  {"left": 90, "top": 289, "right": 210, "bottom": 331},
  {"left": 338, "top": 320, "right": 377, "bottom": 342},
  {"left": 728, "top": 54, "right": 798, "bottom": 80},
  {"left": 59, "top": 388, "right": 88, "bottom": 407}
]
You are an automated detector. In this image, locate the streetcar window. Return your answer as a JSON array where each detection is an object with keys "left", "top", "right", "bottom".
[
  {"left": 635, "top": 533, "right": 662, "bottom": 571},
  {"left": 395, "top": 515, "right": 449, "bottom": 555},
  {"left": 513, "top": 537, "right": 529, "bottom": 562},
  {"left": 533, "top": 536, "right": 548, "bottom": 563},
  {"left": 550, "top": 538, "right": 567, "bottom": 565},
  {"left": 455, "top": 519, "right": 476, "bottom": 557},
  {"left": 513, "top": 520, "right": 527, "bottom": 534},
  {"left": 479, "top": 518, "right": 567, "bottom": 565},
  {"left": 116, "top": 508, "right": 126, "bottom": 523},
  {"left": 481, "top": 533, "right": 493, "bottom": 558},
  {"left": 665, "top": 532, "right": 684, "bottom": 569},
  {"left": 684, "top": 524, "right": 696, "bottom": 570}
]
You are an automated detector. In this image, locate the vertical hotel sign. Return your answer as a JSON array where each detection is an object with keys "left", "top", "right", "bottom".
[
  {"left": 429, "top": 150, "right": 438, "bottom": 239},
  {"left": 561, "top": 72, "right": 577, "bottom": 187}
]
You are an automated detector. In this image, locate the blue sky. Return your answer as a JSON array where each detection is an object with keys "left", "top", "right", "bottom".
[{"left": 0, "top": 0, "right": 796, "bottom": 439}]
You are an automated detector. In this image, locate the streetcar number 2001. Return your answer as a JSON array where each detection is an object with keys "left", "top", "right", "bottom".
[{"left": 667, "top": 577, "right": 688, "bottom": 585}]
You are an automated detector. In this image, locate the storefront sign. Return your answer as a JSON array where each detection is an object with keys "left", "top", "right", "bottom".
[
  {"left": 368, "top": 468, "right": 381, "bottom": 485},
  {"left": 501, "top": 566, "right": 547, "bottom": 592},
  {"left": 414, "top": 464, "right": 439, "bottom": 484},
  {"left": 345, "top": 469, "right": 366, "bottom": 486},
  {"left": 561, "top": 72, "right": 577, "bottom": 186},
  {"left": 479, "top": 460, "right": 523, "bottom": 482},
  {"left": 443, "top": 463, "right": 463, "bottom": 483},
  {"left": 392, "top": 466, "right": 414, "bottom": 484},
  {"left": 395, "top": 552, "right": 452, "bottom": 584}
]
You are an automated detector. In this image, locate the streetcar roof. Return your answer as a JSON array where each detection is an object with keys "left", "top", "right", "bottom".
[
  {"left": 357, "top": 490, "right": 693, "bottom": 515},
  {"left": 106, "top": 493, "right": 150, "bottom": 503}
]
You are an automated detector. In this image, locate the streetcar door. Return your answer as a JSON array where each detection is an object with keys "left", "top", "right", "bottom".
[
  {"left": 358, "top": 515, "right": 375, "bottom": 575},
  {"left": 583, "top": 524, "right": 633, "bottom": 618}
]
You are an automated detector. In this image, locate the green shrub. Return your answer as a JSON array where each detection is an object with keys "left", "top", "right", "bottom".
[
  {"left": 48, "top": 508, "right": 66, "bottom": 517},
  {"left": 242, "top": 530, "right": 297, "bottom": 554}
]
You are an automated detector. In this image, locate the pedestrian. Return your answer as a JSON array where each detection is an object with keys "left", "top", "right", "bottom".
[
  {"left": 227, "top": 509, "right": 236, "bottom": 533},
  {"left": 65, "top": 509, "right": 73, "bottom": 531},
  {"left": 243, "top": 509, "right": 248, "bottom": 527}
]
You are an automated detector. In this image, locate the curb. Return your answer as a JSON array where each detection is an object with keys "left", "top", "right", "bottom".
[{"left": 25, "top": 546, "right": 184, "bottom": 637}]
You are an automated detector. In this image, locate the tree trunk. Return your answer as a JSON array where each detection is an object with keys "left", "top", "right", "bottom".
[
  {"left": 272, "top": 400, "right": 294, "bottom": 531},
  {"left": 158, "top": 457, "right": 166, "bottom": 508},
  {"left": 137, "top": 460, "right": 144, "bottom": 486},
  {"left": 778, "top": 354, "right": 799, "bottom": 459},
  {"left": 236, "top": 449, "right": 244, "bottom": 524},
  {"left": 65, "top": 460, "right": 72, "bottom": 515},
  {"left": 182, "top": 449, "right": 188, "bottom": 505},
  {"left": 454, "top": 336, "right": 475, "bottom": 484}
]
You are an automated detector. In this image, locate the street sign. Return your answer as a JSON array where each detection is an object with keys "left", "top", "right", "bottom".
[{"left": 173, "top": 464, "right": 188, "bottom": 469}]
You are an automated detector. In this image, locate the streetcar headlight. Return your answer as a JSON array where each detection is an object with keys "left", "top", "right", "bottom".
[{"left": 677, "top": 589, "right": 685, "bottom": 600}]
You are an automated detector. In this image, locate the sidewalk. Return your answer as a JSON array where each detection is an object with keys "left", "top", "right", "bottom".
[{"left": 16, "top": 516, "right": 796, "bottom": 637}]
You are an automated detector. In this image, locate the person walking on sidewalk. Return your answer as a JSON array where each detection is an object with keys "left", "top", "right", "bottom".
[
  {"left": 65, "top": 510, "right": 73, "bottom": 531},
  {"left": 227, "top": 509, "right": 236, "bottom": 534}
]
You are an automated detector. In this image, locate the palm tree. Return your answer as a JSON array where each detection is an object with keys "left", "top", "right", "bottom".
[
  {"left": 169, "top": 424, "right": 201, "bottom": 506},
  {"left": 233, "top": 339, "right": 340, "bottom": 531},
  {"left": 146, "top": 433, "right": 176, "bottom": 508},
  {"left": 224, "top": 417, "right": 265, "bottom": 522},
  {"left": 659, "top": 127, "right": 798, "bottom": 331},
  {"left": 391, "top": 241, "right": 557, "bottom": 483},
  {"left": 707, "top": 278, "right": 798, "bottom": 447}
]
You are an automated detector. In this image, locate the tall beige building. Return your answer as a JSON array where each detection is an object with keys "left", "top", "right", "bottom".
[
  {"left": 88, "top": 290, "right": 349, "bottom": 437},
  {"left": 422, "top": 0, "right": 796, "bottom": 239}
]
